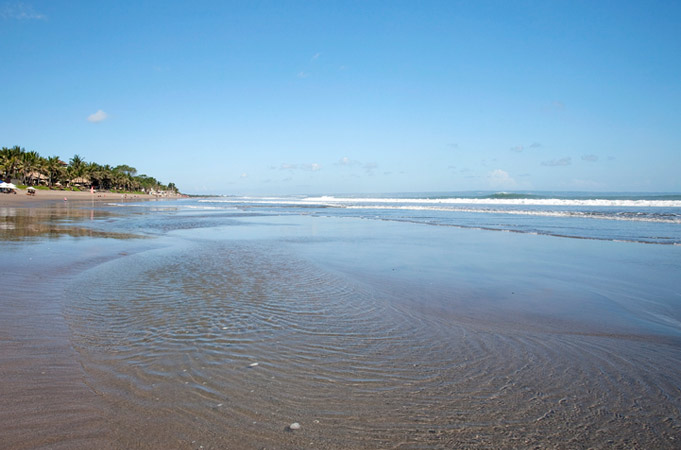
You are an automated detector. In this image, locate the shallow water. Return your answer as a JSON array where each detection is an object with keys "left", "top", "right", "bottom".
[{"left": 55, "top": 210, "right": 681, "bottom": 448}]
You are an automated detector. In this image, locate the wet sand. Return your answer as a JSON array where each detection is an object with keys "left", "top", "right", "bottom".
[{"left": 2, "top": 203, "right": 681, "bottom": 449}]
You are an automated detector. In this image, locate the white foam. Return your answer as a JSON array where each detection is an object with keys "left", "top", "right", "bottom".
[
  {"left": 199, "top": 196, "right": 681, "bottom": 208},
  {"left": 302, "top": 196, "right": 681, "bottom": 208}
]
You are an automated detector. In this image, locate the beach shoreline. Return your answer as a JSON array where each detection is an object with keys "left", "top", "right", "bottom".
[{"left": 0, "top": 188, "right": 184, "bottom": 207}]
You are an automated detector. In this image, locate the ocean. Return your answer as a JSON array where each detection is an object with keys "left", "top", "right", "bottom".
[
  {"left": 1, "top": 191, "right": 680, "bottom": 448},
  {"left": 195, "top": 191, "right": 681, "bottom": 245}
]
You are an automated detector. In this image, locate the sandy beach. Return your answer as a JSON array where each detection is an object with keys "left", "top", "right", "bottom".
[{"left": 0, "top": 188, "right": 183, "bottom": 207}]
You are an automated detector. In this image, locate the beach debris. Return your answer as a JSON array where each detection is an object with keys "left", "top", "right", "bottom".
[
  {"left": 285, "top": 422, "right": 301, "bottom": 431},
  {"left": 249, "top": 362, "right": 259, "bottom": 367}
]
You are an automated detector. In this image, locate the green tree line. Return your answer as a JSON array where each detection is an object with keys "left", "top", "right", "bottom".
[{"left": 0, "top": 145, "right": 178, "bottom": 193}]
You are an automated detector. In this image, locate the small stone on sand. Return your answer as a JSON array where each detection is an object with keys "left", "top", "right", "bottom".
[
  {"left": 289, "top": 422, "right": 301, "bottom": 430},
  {"left": 249, "top": 362, "right": 259, "bottom": 367}
]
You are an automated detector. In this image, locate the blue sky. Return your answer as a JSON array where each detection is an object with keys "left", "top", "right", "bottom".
[{"left": 1, "top": 1, "right": 680, "bottom": 194}]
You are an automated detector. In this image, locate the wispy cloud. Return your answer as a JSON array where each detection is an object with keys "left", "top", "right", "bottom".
[
  {"left": 297, "top": 71, "right": 309, "bottom": 78},
  {"left": 280, "top": 163, "right": 298, "bottom": 170},
  {"left": 240, "top": 172, "right": 248, "bottom": 178},
  {"left": 487, "top": 169, "right": 516, "bottom": 188},
  {"left": 87, "top": 109, "right": 108, "bottom": 123},
  {"left": 279, "top": 162, "right": 321, "bottom": 171},
  {"left": 335, "top": 156, "right": 378, "bottom": 175},
  {"left": 581, "top": 154, "right": 599, "bottom": 162},
  {"left": 363, "top": 162, "right": 378, "bottom": 175},
  {"left": 1, "top": 2, "right": 46, "bottom": 20},
  {"left": 550, "top": 100, "right": 565, "bottom": 111},
  {"left": 312, "top": 52, "right": 321, "bottom": 60},
  {"left": 541, "top": 157, "right": 572, "bottom": 167},
  {"left": 511, "top": 142, "right": 541, "bottom": 153},
  {"left": 335, "top": 156, "right": 361, "bottom": 167}
]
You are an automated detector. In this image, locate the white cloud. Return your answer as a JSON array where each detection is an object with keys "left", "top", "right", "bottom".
[
  {"left": 581, "top": 154, "right": 598, "bottom": 162},
  {"left": 1, "top": 2, "right": 46, "bottom": 20},
  {"left": 297, "top": 71, "right": 309, "bottom": 78},
  {"left": 302, "top": 163, "right": 321, "bottom": 171},
  {"left": 240, "top": 173, "right": 248, "bottom": 178},
  {"left": 487, "top": 169, "right": 516, "bottom": 188},
  {"left": 312, "top": 52, "right": 321, "bottom": 60},
  {"left": 541, "top": 157, "right": 571, "bottom": 167},
  {"left": 510, "top": 145, "right": 524, "bottom": 152},
  {"left": 335, "top": 156, "right": 361, "bottom": 167},
  {"left": 87, "top": 109, "right": 108, "bottom": 123}
]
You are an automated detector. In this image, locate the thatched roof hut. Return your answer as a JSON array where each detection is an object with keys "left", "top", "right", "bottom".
[
  {"left": 70, "top": 177, "right": 91, "bottom": 185},
  {"left": 27, "top": 171, "right": 49, "bottom": 184}
]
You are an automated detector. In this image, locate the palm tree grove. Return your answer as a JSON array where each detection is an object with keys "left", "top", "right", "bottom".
[{"left": 0, "top": 145, "right": 178, "bottom": 194}]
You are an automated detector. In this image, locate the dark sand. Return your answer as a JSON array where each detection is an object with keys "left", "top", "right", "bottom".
[{"left": 0, "top": 239, "right": 115, "bottom": 448}]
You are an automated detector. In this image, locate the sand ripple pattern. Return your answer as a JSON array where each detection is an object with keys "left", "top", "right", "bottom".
[{"left": 64, "top": 241, "right": 681, "bottom": 449}]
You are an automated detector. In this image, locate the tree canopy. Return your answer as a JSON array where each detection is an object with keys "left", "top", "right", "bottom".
[{"left": 0, "top": 146, "right": 179, "bottom": 193}]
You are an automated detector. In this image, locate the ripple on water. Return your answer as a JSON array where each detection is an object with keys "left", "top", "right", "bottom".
[{"left": 64, "top": 241, "right": 681, "bottom": 449}]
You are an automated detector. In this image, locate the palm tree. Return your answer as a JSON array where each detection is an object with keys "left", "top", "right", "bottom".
[
  {"left": 86, "top": 162, "right": 103, "bottom": 189},
  {"left": 97, "top": 164, "right": 114, "bottom": 190},
  {"left": 21, "top": 150, "right": 40, "bottom": 185},
  {"left": 69, "top": 154, "right": 87, "bottom": 179},
  {"left": 0, "top": 146, "right": 24, "bottom": 181},
  {"left": 0, "top": 147, "right": 9, "bottom": 179},
  {"left": 110, "top": 170, "right": 126, "bottom": 191},
  {"left": 45, "top": 156, "right": 63, "bottom": 187}
]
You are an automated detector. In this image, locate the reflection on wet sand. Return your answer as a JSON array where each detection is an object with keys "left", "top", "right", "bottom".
[{"left": 0, "top": 205, "right": 143, "bottom": 241}]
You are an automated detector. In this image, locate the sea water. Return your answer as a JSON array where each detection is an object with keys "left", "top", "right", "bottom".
[{"left": 196, "top": 191, "right": 681, "bottom": 245}]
